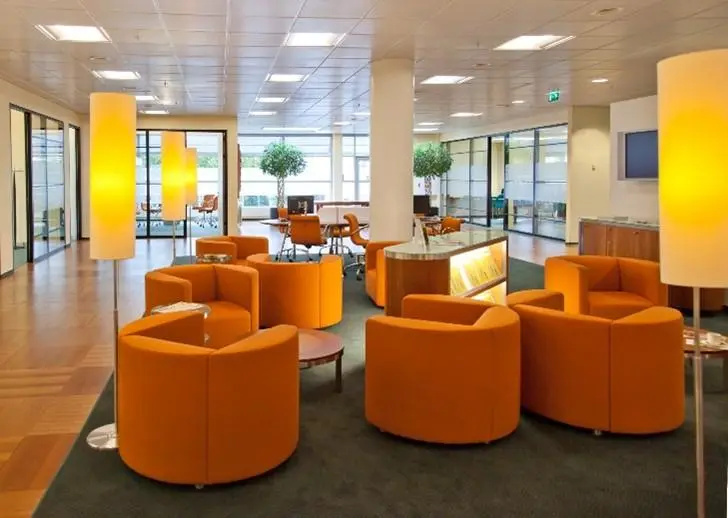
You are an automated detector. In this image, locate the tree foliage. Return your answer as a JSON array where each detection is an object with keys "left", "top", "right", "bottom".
[
  {"left": 259, "top": 141, "right": 307, "bottom": 180},
  {"left": 413, "top": 142, "right": 453, "bottom": 179}
]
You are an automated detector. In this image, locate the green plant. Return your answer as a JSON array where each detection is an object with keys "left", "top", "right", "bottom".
[
  {"left": 413, "top": 142, "right": 453, "bottom": 195},
  {"left": 259, "top": 142, "right": 307, "bottom": 207}
]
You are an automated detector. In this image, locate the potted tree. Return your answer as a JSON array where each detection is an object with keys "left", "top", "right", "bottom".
[
  {"left": 413, "top": 142, "right": 453, "bottom": 198},
  {"left": 259, "top": 141, "right": 307, "bottom": 218}
]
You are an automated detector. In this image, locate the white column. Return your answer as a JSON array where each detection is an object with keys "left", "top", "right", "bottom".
[
  {"left": 331, "top": 132, "right": 343, "bottom": 201},
  {"left": 369, "top": 59, "right": 414, "bottom": 241}
]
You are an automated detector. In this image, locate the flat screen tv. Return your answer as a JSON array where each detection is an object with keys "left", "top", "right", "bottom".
[{"left": 624, "top": 130, "right": 658, "bottom": 179}]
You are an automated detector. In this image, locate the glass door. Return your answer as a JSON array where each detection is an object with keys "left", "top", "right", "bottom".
[
  {"left": 490, "top": 136, "right": 506, "bottom": 229},
  {"left": 504, "top": 130, "right": 535, "bottom": 234},
  {"left": 187, "top": 131, "right": 225, "bottom": 238},
  {"left": 10, "top": 108, "right": 28, "bottom": 268},
  {"left": 355, "top": 157, "right": 370, "bottom": 201}
]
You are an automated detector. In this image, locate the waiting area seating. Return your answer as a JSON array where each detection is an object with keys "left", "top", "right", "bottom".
[
  {"left": 195, "top": 235, "right": 269, "bottom": 265},
  {"left": 510, "top": 295, "right": 685, "bottom": 434},
  {"left": 118, "top": 311, "right": 299, "bottom": 486},
  {"left": 365, "top": 240, "right": 402, "bottom": 307},
  {"left": 247, "top": 253, "right": 343, "bottom": 329},
  {"left": 545, "top": 255, "right": 667, "bottom": 320},
  {"left": 144, "top": 264, "right": 259, "bottom": 348},
  {"left": 365, "top": 295, "right": 521, "bottom": 444}
]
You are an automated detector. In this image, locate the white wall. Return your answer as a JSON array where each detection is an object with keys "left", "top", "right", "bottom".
[
  {"left": 0, "top": 81, "right": 80, "bottom": 275},
  {"left": 609, "top": 95, "right": 659, "bottom": 220},
  {"left": 566, "top": 106, "right": 611, "bottom": 243}
]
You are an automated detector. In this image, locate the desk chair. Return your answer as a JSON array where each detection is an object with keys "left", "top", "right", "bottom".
[
  {"left": 193, "top": 195, "right": 216, "bottom": 228},
  {"left": 289, "top": 215, "right": 327, "bottom": 261},
  {"left": 274, "top": 207, "right": 294, "bottom": 260},
  {"left": 440, "top": 217, "right": 462, "bottom": 234},
  {"left": 343, "top": 213, "right": 368, "bottom": 280}
]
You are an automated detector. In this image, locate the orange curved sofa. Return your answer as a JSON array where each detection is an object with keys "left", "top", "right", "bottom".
[
  {"left": 145, "top": 264, "right": 259, "bottom": 349},
  {"left": 544, "top": 255, "right": 667, "bottom": 320},
  {"left": 195, "top": 235, "right": 269, "bottom": 265},
  {"left": 365, "top": 241, "right": 402, "bottom": 307},
  {"left": 246, "top": 253, "right": 343, "bottom": 329},
  {"left": 510, "top": 302, "right": 685, "bottom": 434},
  {"left": 118, "top": 311, "right": 299, "bottom": 486},
  {"left": 366, "top": 295, "right": 521, "bottom": 444}
]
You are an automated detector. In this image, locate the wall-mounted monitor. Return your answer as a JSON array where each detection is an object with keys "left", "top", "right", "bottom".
[{"left": 624, "top": 130, "right": 658, "bottom": 179}]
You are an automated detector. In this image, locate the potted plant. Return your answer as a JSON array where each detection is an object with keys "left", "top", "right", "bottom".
[
  {"left": 413, "top": 142, "right": 453, "bottom": 197},
  {"left": 259, "top": 141, "right": 307, "bottom": 217}
]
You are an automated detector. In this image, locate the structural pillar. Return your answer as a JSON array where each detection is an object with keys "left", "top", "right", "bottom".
[{"left": 369, "top": 59, "right": 415, "bottom": 241}]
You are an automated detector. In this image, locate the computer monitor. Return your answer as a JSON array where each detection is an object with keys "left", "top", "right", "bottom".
[
  {"left": 413, "top": 195, "right": 431, "bottom": 215},
  {"left": 287, "top": 195, "right": 315, "bottom": 215}
]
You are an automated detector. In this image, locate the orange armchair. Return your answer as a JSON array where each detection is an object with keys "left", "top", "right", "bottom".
[
  {"left": 195, "top": 236, "right": 269, "bottom": 265},
  {"left": 366, "top": 295, "right": 520, "bottom": 444},
  {"left": 118, "top": 311, "right": 299, "bottom": 486},
  {"left": 544, "top": 255, "right": 667, "bottom": 320},
  {"left": 247, "top": 253, "right": 343, "bottom": 329},
  {"left": 144, "top": 264, "right": 259, "bottom": 348},
  {"left": 511, "top": 303, "right": 684, "bottom": 434},
  {"left": 365, "top": 240, "right": 402, "bottom": 307}
]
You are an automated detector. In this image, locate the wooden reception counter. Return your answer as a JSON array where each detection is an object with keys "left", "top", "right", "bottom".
[
  {"left": 383, "top": 230, "right": 508, "bottom": 316},
  {"left": 579, "top": 217, "right": 724, "bottom": 312}
]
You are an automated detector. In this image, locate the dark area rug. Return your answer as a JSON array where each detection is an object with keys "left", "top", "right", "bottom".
[{"left": 35, "top": 258, "right": 728, "bottom": 517}]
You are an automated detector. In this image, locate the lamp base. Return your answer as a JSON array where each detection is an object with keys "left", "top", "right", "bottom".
[{"left": 86, "top": 423, "right": 118, "bottom": 451}]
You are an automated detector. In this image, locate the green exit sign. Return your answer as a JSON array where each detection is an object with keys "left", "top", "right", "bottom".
[{"left": 547, "top": 89, "right": 561, "bottom": 103}]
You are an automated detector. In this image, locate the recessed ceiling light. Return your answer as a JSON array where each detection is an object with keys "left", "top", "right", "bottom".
[
  {"left": 92, "top": 70, "right": 140, "bottom": 80},
  {"left": 135, "top": 94, "right": 158, "bottom": 102},
  {"left": 333, "top": 121, "right": 352, "bottom": 126},
  {"left": 418, "top": 122, "right": 443, "bottom": 126},
  {"left": 421, "top": 75, "right": 473, "bottom": 85},
  {"left": 256, "top": 96, "right": 288, "bottom": 103},
  {"left": 495, "top": 35, "right": 575, "bottom": 51},
  {"left": 263, "top": 127, "right": 320, "bottom": 132},
  {"left": 283, "top": 33, "right": 345, "bottom": 47},
  {"left": 266, "top": 73, "right": 308, "bottom": 83},
  {"left": 158, "top": 99, "right": 177, "bottom": 106},
  {"left": 592, "top": 78, "right": 609, "bottom": 83},
  {"left": 414, "top": 127, "right": 438, "bottom": 132},
  {"left": 35, "top": 24, "right": 110, "bottom": 43},
  {"left": 353, "top": 112, "right": 370, "bottom": 117},
  {"left": 249, "top": 111, "right": 277, "bottom": 116},
  {"left": 414, "top": 98, "right": 418, "bottom": 101},
  {"left": 89, "top": 56, "right": 110, "bottom": 62},
  {"left": 511, "top": 100, "right": 526, "bottom": 104},
  {"left": 450, "top": 112, "right": 482, "bottom": 118},
  {"left": 141, "top": 110, "right": 168, "bottom": 115}
]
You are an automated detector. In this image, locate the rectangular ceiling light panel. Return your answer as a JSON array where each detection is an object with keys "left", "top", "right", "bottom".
[
  {"left": 36, "top": 24, "right": 110, "bottom": 42},
  {"left": 92, "top": 70, "right": 140, "bottom": 80},
  {"left": 421, "top": 75, "right": 473, "bottom": 85},
  {"left": 495, "top": 35, "right": 574, "bottom": 51},
  {"left": 284, "top": 33, "right": 345, "bottom": 47}
]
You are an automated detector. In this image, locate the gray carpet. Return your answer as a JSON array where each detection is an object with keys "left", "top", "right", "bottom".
[{"left": 35, "top": 258, "right": 728, "bottom": 517}]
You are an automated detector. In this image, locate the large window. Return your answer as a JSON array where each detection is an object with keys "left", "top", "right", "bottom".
[
  {"left": 443, "top": 140, "right": 471, "bottom": 218},
  {"left": 505, "top": 130, "right": 536, "bottom": 235},
  {"left": 343, "top": 135, "right": 370, "bottom": 201}
]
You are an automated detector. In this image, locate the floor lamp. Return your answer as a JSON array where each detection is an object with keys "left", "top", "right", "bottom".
[
  {"left": 186, "top": 147, "right": 198, "bottom": 259},
  {"left": 86, "top": 93, "right": 137, "bottom": 451},
  {"left": 658, "top": 49, "right": 728, "bottom": 518},
  {"left": 161, "top": 131, "right": 187, "bottom": 262}
]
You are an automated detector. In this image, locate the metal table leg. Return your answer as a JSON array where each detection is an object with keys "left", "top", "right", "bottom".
[{"left": 334, "top": 354, "right": 342, "bottom": 393}]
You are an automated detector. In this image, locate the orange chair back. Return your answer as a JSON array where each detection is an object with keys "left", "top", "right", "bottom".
[
  {"left": 441, "top": 217, "right": 462, "bottom": 234},
  {"left": 290, "top": 215, "right": 324, "bottom": 246},
  {"left": 277, "top": 207, "right": 289, "bottom": 220},
  {"left": 344, "top": 213, "right": 368, "bottom": 247}
]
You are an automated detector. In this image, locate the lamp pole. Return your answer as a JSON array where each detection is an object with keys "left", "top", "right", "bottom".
[{"left": 692, "top": 288, "right": 705, "bottom": 518}]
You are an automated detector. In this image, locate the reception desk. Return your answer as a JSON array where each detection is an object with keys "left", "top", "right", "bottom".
[
  {"left": 383, "top": 230, "right": 508, "bottom": 316},
  {"left": 579, "top": 217, "right": 724, "bottom": 312}
]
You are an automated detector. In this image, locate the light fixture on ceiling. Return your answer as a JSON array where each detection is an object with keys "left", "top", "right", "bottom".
[
  {"left": 256, "top": 96, "right": 288, "bottom": 103},
  {"left": 511, "top": 100, "right": 526, "bottom": 104},
  {"left": 283, "top": 32, "right": 346, "bottom": 47},
  {"left": 418, "top": 122, "right": 443, "bottom": 126},
  {"left": 414, "top": 98, "right": 418, "bottom": 101},
  {"left": 495, "top": 35, "right": 575, "bottom": 51},
  {"left": 266, "top": 73, "right": 308, "bottom": 83},
  {"left": 353, "top": 112, "right": 370, "bottom": 117},
  {"left": 421, "top": 75, "right": 473, "bottom": 85},
  {"left": 249, "top": 111, "right": 277, "bottom": 116},
  {"left": 450, "top": 112, "right": 482, "bottom": 118},
  {"left": 89, "top": 56, "right": 110, "bottom": 63},
  {"left": 141, "top": 110, "right": 169, "bottom": 115},
  {"left": 158, "top": 99, "right": 177, "bottom": 106},
  {"left": 414, "top": 127, "right": 438, "bottom": 132},
  {"left": 135, "top": 94, "right": 158, "bottom": 102},
  {"left": 263, "top": 127, "right": 320, "bottom": 132},
  {"left": 592, "top": 78, "right": 609, "bottom": 83},
  {"left": 92, "top": 70, "right": 140, "bottom": 81},
  {"left": 35, "top": 24, "right": 111, "bottom": 43},
  {"left": 333, "top": 121, "right": 352, "bottom": 126}
]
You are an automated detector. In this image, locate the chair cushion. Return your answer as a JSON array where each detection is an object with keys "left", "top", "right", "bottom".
[
  {"left": 206, "top": 301, "right": 252, "bottom": 349},
  {"left": 506, "top": 289, "right": 564, "bottom": 311},
  {"left": 588, "top": 291, "right": 652, "bottom": 320}
]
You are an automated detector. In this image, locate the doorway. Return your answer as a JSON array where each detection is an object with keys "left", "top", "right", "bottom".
[{"left": 10, "top": 108, "right": 28, "bottom": 268}]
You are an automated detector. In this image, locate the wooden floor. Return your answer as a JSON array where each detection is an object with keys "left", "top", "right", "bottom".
[{"left": 0, "top": 225, "right": 574, "bottom": 516}]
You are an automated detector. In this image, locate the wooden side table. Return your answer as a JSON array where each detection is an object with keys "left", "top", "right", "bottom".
[
  {"left": 298, "top": 329, "right": 344, "bottom": 393},
  {"left": 683, "top": 328, "right": 728, "bottom": 391}
]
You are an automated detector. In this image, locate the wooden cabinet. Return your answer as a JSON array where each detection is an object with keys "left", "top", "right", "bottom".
[{"left": 579, "top": 220, "right": 724, "bottom": 312}]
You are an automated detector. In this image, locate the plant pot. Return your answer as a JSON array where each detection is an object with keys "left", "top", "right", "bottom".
[{"left": 269, "top": 207, "right": 279, "bottom": 219}]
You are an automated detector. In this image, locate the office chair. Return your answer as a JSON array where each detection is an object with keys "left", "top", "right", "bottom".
[
  {"left": 342, "top": 213, "right": 368, "bottom": 280},
  {"left": 288, "top": 215, "right": 327, "bottom": 261},
  {"left": 440, "top": 217, "right": 462, "bottom": 234}
]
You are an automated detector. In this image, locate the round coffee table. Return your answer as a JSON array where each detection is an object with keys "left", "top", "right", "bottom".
[
  {"left": 683, "top": 328, "right": 728, "bottom": 391},
  {"left": 298, "top": 329, "right": 344, "bottom": 393}
]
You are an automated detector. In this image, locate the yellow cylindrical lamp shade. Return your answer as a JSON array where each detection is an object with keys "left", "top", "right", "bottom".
[
  {"left": 89, "top": 93, "right": 137, "bottom": 260},
  {"left": 161, "top": 131, "right": 187, "bottom": 221},
  {"left": 185, "top": 147, "right": 198, "bottom": 205},
  {"left": 658, "top": 49, "right": 728, "bottom": 288}
]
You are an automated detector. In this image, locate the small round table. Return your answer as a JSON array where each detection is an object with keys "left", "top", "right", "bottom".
[
  {"left": 298, "top": 329, "right": 344, "bottom": 393},
  {"left": 196, "top": 254, "right": 233, "bottom": 264},
  {"left": 683, "top": 328, "right": 728, "bottom": 391},
  {"left": 150, "top": 302, "right": 212, "bottom": 344}
]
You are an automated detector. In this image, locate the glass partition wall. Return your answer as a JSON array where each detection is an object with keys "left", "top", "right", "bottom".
[{"left": 441, "top": 124, "right": 567, "bottom": 240}]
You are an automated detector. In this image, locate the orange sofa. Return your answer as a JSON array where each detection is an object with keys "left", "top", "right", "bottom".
[
  {"left": 544, "top": 255, "right": 668, "bottom": 320},
  {"left": 195, "top": 235, "right": 268, "bottom": 265},
  {"left": 366, "top": 295, "right": 520, "bottom": 444},
  {"left": 365, "top": 241, "right": 402, "bottom": 307},
  {"left": 511, "top": 302, "right": 685, "bottom": 434},
  {"left": 246, "top": 253, "right": 342, "bottom": 329},
  {"left": 145, "top": 264, "right": 259, "bottom": 348},
  {"left": 118, "top": 311, "right": 299, "bottom": 486}
]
